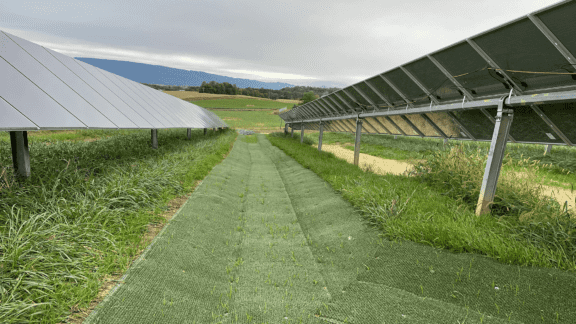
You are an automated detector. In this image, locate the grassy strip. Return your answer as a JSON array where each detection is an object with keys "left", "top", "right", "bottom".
[
  {"left": 0, "top": 128, "right": 236, "bottom": 323},
  {"left": 268, "top": 133, "right": 576, "bottom": 323},
  {"left": 267, "top": 132, "right": 576, "bottom": 270},
  {"left": 85, "top": 135, "right": 249, "bottom": 323},
  {"left": 294, "top": 132, "right": 576, "bottom": 270},
  {"left": 210, "top": 110, "right": 286, "bottom": 131},
  {"left": 191, "top": 98, "right": 294, "bottom": 109},
  {"left": 357, "top": 238, "right": 576, "bottom": 323},
  {"left": 264, "top": 135, "right": 522, "bottom": 323},
  {"left": 307, "top": 131, "right": 576, "bottom": 190},
  {"left": 263, "top": 136, "right": 383, "bottom": 301},
  {"left": 220, "top": 135, "right": 330, "bottom": 323}
]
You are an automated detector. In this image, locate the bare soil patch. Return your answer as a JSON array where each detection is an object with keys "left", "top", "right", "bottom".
[{"left": 316, "top": 143, "right": 576, "bottom": 213}]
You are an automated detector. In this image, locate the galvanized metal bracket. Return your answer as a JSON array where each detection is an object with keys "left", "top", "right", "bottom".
[{"left": 476, "top": 95, "right": 514, "bottom": 216}]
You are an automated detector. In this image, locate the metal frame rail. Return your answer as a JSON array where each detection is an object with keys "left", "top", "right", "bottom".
[{"left": 280, "top": 0, "right": 576, "bottom": 216}]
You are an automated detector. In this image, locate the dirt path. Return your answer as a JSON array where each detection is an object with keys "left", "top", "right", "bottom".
[{"left": 315, "top": 143, "right": 576, "bottom": 213}]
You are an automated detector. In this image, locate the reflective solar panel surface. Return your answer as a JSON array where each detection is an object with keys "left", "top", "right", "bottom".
[
  {"left": 281, "top": 1, "right": 576, "bottom": 146},
  {"left": 0, "top": 30, "right": 228, "bottom": 131}
]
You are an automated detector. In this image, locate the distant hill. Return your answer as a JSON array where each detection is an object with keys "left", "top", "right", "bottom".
[{"left": 74, "top": 58, "right": 294, "bottom": 90}]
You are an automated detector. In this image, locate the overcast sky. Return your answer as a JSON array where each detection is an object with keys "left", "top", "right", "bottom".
[{"left": 0, "top": 0, "right": 564, "bottom": 87}]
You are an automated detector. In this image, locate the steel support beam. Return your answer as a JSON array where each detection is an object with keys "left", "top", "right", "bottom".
[
  {"left": 476, "top": 97, "right": 514, "bottom": 216},
  {"left": 10, "top": 131, "right": 30, "bottom": 179},
  {"left": 151, "top": 129, "right": 158, "bottom": 149},
  {"left": 544, "top": 144, "right": 552, "bottom": 155},
  {"left": 300, "top": 123, "right": 305, "bottom": 143},
  {"left": 385, "top": 116, "right": 407, "bottom": 135},
  {"left": 187, "top": 128, "right": 191, "bottom": 140},
  {"left": 318, "top": 122, "right": 324, "bottom": 152},
  {"left": 318, "top": 99, "right": 340, "bottom": 115},
  {"left": 354, "top": 118, "right": 363, "bottom": 166},
  {"left": 466, "top": 38, "right": 523, "bottom": 94},
  {"left": 379, "top": 74, "right": 414, "bottom": 107},
  {"left": 368, "top": 117, "right": 392, "bottom": 134},
  {"left": 324, "top": 97, "right": 347, "bottom": 115},
  {"left": 291, "top": 125, "right": 294, "bottom": 137},
  {"left": 427, "top": 55, "right": 475, "bottom": 100},
  {"left": 351, "top": 84, "right": 382, "bottom": 113},
  {"left": 335, "top": 120, "right": 351, "bottom": 132},
  {"left": 284, "top": 123, "right": 289, "bottom": 135},
  {"left": 363, "top": 80, "right": 394, "bottom": 108},
  {"left": 342, "top": 89, "right": 366, "bottom": 113},
  {"left": 311, "top": 101, "right": 333, "bottom": 116},
  {"left": 445, "top": 111, "right": 476, "bottom": 140},
  {"left": 478, "top": 109, "right": 517, "bottom": 143},
  {"left": 330, "top": 120, "right": 344, "bottom": 132},
  {"left": 529, "top": 105, "right": 573, "bottom": 146},
  {"left": 528, "top": 14, "right": 576, "bottom": 67},
  {"left": 400, "top": 115, "right": 425, "bottom": 137},
  {"left": 420, "top": 113, "right": 448, "bottom": 140},
  {"left": 333, "top": 92, "right": 357, "bottom": 114},
  {"left": 362, "top": 117, "right": 381, "bottom": 134},
  {"left": 399, "top": 66, "right": 440, "bottom": 105}
]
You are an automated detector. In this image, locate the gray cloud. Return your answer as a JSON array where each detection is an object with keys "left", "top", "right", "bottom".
[{"left": 0, "top": 0, "right": 563, "bottom": 87}]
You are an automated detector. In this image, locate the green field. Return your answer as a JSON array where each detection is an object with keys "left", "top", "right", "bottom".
[
  {"left": 211, "top": 110, "right": 286, "bottom": 132},
  {"left": 191, "top": 98, "right": 294, "bottom": 109},
  {"left": 3, "top": 96, "right": 576, "bottom": 323},
  {"left": 0, "top": 128, "right": 236, "bottom": 323}
]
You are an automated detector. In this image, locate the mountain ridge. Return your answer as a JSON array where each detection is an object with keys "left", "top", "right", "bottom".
[{"left": 74, "top": 57, "right": 297, "bottom": 90}]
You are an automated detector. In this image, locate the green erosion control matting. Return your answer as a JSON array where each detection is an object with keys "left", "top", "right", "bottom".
[{"left": 85, "top": 134, "right": 575, "bottom": 324}]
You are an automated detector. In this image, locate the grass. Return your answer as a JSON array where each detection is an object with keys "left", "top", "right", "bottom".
[
  {"left": 0, "top": 128, "right": 236, "bottom": 323},
  {"left": 84, "top": 135, "right": 333, "bottom": 323},
  {"left": 163, "top": 90, "right": 299, "bottom": 105},
  {"left": 210, "top": 110, "right": 286, "bottom": 133},
  {"left": 267, "top": 132, "right": 576, "bottom": 323},
  {"left": 191, "top": 98, "right": 294, "bottom": 109},
  {"left": 267, "top": 132, "right": 576, "bottom": 271}
]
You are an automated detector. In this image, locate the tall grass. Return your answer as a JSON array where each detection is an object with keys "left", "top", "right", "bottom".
[
  {"left": 0, "top": 128, "right": 236, "bottom": 323},
  {"left": 268, "top": 132, "right": 576, "bottom": 272}
]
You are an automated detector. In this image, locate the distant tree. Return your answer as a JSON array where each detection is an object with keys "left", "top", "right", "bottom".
[{"left": 301, "top": 91, "right": 316, "bottom": 104}]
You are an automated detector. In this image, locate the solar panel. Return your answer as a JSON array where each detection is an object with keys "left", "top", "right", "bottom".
[
  {"left": 280, "top": 1, "right": 576, "bottom": 217},
  {"left": 0, "top": 56, "right": 86, "bottom": 129},
  {"left": 0, "top": 32, "right": 118, "bottom": 129},
  {"left": 0, "top": 29, "right": 228, "bottom": 131},
  {"left": 2, "top": 29, "right": 229, "bottom": 182},
  {"left": 5, "top": 32, "right": 139, "bottom": 129},
  {"left": 281, "top": 0, "right": 576, "bottom": 147},
  {"left": 0, "top": 97, "right": 37, "bottom": 129},
  {"left": 42, "top": 47, "right": 154, "bottom": 128},
  {"left": 77, "top": 61, "right": 167, "bottom": 128}
]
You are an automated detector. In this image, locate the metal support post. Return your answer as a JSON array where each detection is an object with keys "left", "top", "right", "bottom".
[
  {"left": 476, "top": 97, "right": 514, "bottom": 216},
  {"left": 187, "top": 128, "right": 191, "bottom": 140},
  {"left": 444, "top": 138, "right": 448, "bottom": 145},
  {"left": 291, "top": 125, "right": 294, "bottom": 137},
  {"left": 354, "top": 118, "right": 363, "bottom": 166},
  {"left": 151, "top": 129, "right": 158, "bottom": 149},
  {"left": 284, "top": 123, "right": 289, "bottom": 135},
  {"left": 300, "top": 123, "right": 305, "bottom": 143},
  {"left": 394, "top": 135, "right": 397, "bottom": 140},
  {"left": 10, "top": 131, "right": 31, "bottom": 179},
  {"left": 204, "top": 128, "right": 207, "bottom": 135},
  {"left": 544, "top": 144, "right": 552, "bottom": 155},
  {"left": 318, "top": 122, "right": 324, "bottom": 152}
]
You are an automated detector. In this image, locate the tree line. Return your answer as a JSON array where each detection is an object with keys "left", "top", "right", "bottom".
[{"left": 141, "top": 82, "right": 341, "bottom": 101}]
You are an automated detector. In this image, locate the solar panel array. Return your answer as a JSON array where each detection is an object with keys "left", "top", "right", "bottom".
[
  {"left": 0, "top": 30, "right": 227, "bottom": 131},
  {"left": 280, "top": 0, "right": 576, "bottom": 147}
]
